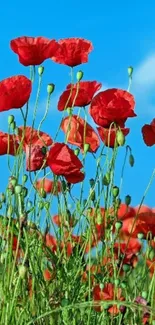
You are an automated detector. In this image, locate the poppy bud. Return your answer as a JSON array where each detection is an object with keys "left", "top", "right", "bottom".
[
  {"left": 121, "top": 282, "right": 127, "bottom": 289},
  {"left": 129, "top": 154, "right": 134, "bottom": 167},
  {"left": 40, "top": 188, "right": 46, "bottom": 199},
  {"left": 89, "top": 178, "right": 95, "bottom": 187},
  {"left": 38, "top": 66, "right": 44, "bottom": 76},
  {"left": 18, "top": 265, "right": 27, "bottom": 279},
  {"left": 102, "top": 173, "right": 110, "bottom": 186},
  {"left": 67, "top": 107, "right": 72, "bottom": 115},
  {"left": 137, "top": 233, "right": 144, "bottom": 240},
  {"left": 147, "top": 247, "right": 155, "bottom": 260},
  {"left": 142, "top": 291, "right": 147, "bottom": 299},
  {"left": 74, "top": 148, "right": 80, "bottom": 156},
  {"left": 8, "top": 115, "right": 14, "bottom": 125},
  {"left": 90, "top": 189, "right": 96, "bottom": 202},
  {"left": 47, "top": 83, "right": 55, "bottom": 94},
  {"left": 76, "top": 70, "right": 84, "bottom": 81},
  {"left": 112, "top": 186, "right": 119, "bottom": 198},
  {"left": 122, "top": 264, "right": 130, "bottom": 272},
  {"left": 115, "top": 221, "right": 123, "bottom": 231},
  {"left": 116, "top": 130, "right": 125, "bottom": 146},
  {"left": 10, "top": 121, "right": 16, "bottom": 131},
  {"left": 125, "top": 195, "right": 131, "bottom": 206},
  {"left": 44, "top": 202, "right": 50, "bottom": 210},
  {"left": 22, "top": 174, "right": 28, "bottom": 184},
  {"left": 38, "top": 201, "right": 44, "bottom": 210},
  {"left": 41, "top": 146, "right": 47, "bottom": 155},
  {"left": 22, "top": 187, "right": 28, "bottom": 198},
  {"left": 84, "top": 143, "right": 90, "bottom": 154},
  {"left": 15, "top": 185, "right": 23, "bottom": 194},
  {"left": 128, "top": 66, "right": 133, "bottom": 78}
]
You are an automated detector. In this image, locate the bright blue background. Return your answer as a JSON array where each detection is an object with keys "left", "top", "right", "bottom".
[{"left": 0, "top": 0, "right": 155, "bottom": 210}]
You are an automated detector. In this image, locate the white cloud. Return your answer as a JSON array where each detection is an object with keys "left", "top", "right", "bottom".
[{"left": 133, "top": 53, "right": 155, "bottom": 90}]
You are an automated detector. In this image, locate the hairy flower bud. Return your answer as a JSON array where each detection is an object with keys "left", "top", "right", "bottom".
[
  {"left": 38, "top": 66, "right": 44, "bottom": 76},
  {"left": 76, "top": 70, "right": 84, "bottom": 81},
  {"left": 47, "top": 83, "right": 55, "bottom": 94}
]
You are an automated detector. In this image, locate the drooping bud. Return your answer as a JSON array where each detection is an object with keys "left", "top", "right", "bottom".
[
  {"left": 84, "top": 143, "right": 90, "bottom": 154},
  {"left": 129, "top": 154, "right": 135, "bottom": 167},
  {"left": 47, "top": 83, "right": 55, "bottom": 95},
  {"left": 125, "top": 195, "right": 131, "bottom": 206},
  {"left": 74, "top": 148, "right": 80, "bottom": 156},
  {"left": 116, "top": 130, "right": 125, "bottom": 146},
  {"left": 89, "top": 178, "right": 95, "bottom": 187},
  {"left": 8, "top": 115, "right": 14, "bottom": 125},
  {"left": 128, "top": 66, "right": 134, "bottom": 78},
  {"left": 112, "top": 186, "right": 119, "bottom": 198},
  {"left": 76, "top": 70, "right": 84, "bottom": 81},
  {"left": 38, "top": 66, "right": 44, "bottom": 76}
]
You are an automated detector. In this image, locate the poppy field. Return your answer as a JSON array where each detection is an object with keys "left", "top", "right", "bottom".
[{"left": 0, "top": 36, "right": 155, "bottom": 324}]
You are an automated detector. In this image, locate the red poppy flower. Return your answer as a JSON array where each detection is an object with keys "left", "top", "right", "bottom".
[
  {"left": 58, "top": 81, "right": 101, "bottom": 110},
  {"left": 10, "top": 36, "right": 58, "bottom": 66},
  {"left": 97, "top": 126, "right": 129, "bottom": 147},
  {"left": 61, "top": 115, "right": 100, "bottom": 152},
  {"left": 17, "top": 126, "right": 52, "bottom": 151},
  {"left": 119, "top": 205, "right": 155, "bottom": 238},
  {"left": 35, "top": 178, "right": 62, "bottom": 195},
  {"left": 45, "top": 234, "right": 57, "bottom": 253},
  {"left": 51, "top": 38, "right": 93, "bottom": 67},
  {"left": 43, "top": 269, "right": 52, "bottom": 281},
  {"left": 26, "top": 145, "right": 47, "bottom": 172},
  {"left": 93, "top": 283, "right": 125, "bottom": 313},
  {"left": 142, "top": 119, "right": 155, "bottom": 146},
  {"left": 114, "top": 239, "right": 141, "bottom": 268},
  {"left": 89, "top": 88, "right": 136, "bottom": 127},
  {"left": 0, "top": 132, "right": 19, "bottom": 155},
  {"left": 47, "top": 142, "right": 84, "bottom": 183},
  {"left": 65, "top": 170, "right": 85, "bottom": 184},
  {"left": 0, "top": 75, "right": 32, "bottom": 112}
]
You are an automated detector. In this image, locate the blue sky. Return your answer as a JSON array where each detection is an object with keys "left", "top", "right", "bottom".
[{"left": 0, "top": 0, "right": 155, "bottom": 209}]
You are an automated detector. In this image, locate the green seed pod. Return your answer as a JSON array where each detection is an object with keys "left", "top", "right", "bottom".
[
  {"left": 128, "top": 66, "right": 133, "bottom": 78},
  {"left": 18, "top": 265, "right": 27, "bottom": 279},
  {"left": 99, "top": 283, "right": 104, "bottom": 290},
  {"left": 116, "top": 130, "right": 125, "bottom": 146},
  {"left": 84, "top": 143, "right": 90, "bottom": 154},
  {"left": 15, "top": 185, "right": 23, "bottom": 194},
  {"left": 112, "top": 186, "right": 119, "bottom": 198},
  {"left": 74, "top": 148, "right": 80, "bottom": 156},
  {"left": 114, "top": 279, "right": 120, "bottom": 287},
  {"left": 121, "top": 282, "right": 127, "bottom": 289},
  {"left": 10, "top": 176, "right": 17, "bottom": 187},
  {"left": 142, "top": 291, "right": 147, "bottom": 299},
  {"left": 122, "top": 264, "right": 130, "bottom": 272},
  {"left": 38, "top": 66, "right": 44, "bottom": 76},
  {"left": 129, "top": 154, "right": 134, "bottom": 167},
  {"left": 125, "top": 195, "right": 131, "bottom": 206},
  {"left": 137, "top": 233, "right": 144, "bottom": 240},
  {"left": 115, "top": 221, "right": 123, "bottom": 231},
  {"left": 76, "top": 70, "right": 84, "bottom": 81},
  {"left": 22, "top": 174, "right": 28, "bottom": 183},
  {"left": 47, "top": 83, "right": 55, "bottom": 94},
  {"left": 8, "top": 115, "right": 14, "bottom": 125}
]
